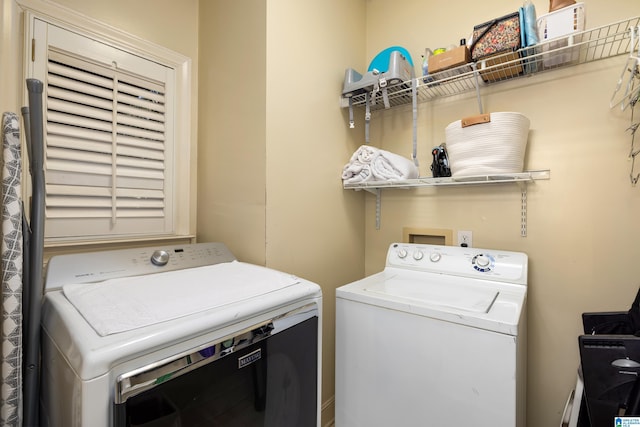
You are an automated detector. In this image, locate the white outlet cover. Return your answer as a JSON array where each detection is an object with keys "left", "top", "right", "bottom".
[{"left": 457, "top": 230, "right": 472, "bottom": 247}]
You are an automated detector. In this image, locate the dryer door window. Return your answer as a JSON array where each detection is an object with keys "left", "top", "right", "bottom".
[{"left": 114, "top": 314, "right": 318, "bottom": 427}]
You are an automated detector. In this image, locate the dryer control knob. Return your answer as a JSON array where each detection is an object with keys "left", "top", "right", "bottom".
[
  {"left": 413, "top": 251, "right": 424, "bottom": 261},
  {"left": 397, "top": 249, "right": 408, "bottom": 259},
  {"left": 429, "top": 252, "right": 441, "bottom": 262},
  {"left": 151, "top": 250, "right": 170, "bottom": 266}
]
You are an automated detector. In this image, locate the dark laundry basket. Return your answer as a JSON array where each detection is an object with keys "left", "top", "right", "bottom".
[{"left": 579, "top": 287, "right": 640, "bottom": 426}]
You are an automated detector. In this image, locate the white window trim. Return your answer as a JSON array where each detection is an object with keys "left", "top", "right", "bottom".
[{"left": 18, "top": 0, "right": 194, "bottom": 247}]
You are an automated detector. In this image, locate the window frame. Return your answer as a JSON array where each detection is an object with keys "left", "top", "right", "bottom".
[{"left": 19, "top": 0, "right": 194, "bottom": 247}]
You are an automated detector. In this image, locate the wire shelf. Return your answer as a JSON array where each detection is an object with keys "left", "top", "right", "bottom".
[
  {"left": 343, "top": 16, "right": 640, "bottom": 111},
  {"left": 343, "top": 170, "right": 550, "bottom": 192}
]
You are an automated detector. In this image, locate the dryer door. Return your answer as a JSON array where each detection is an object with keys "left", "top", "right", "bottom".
[{"left": 114, "top": 308, "right": 318, "bottom": 427}]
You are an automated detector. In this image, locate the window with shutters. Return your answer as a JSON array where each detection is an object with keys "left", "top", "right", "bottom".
[{"left": 25, "top": 13, "right": 192, "bottom": 244}]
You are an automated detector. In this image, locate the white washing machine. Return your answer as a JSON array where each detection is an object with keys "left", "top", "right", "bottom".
[
  {"left": 335, "top": 242, "right": 527, "bottom": 427},
  {"left": 40, "top": 242, "right": 322, "bottom": 427}
]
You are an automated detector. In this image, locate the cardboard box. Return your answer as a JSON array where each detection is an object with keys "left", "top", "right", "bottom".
[{"left": 429, "top": 46, "right": 470, "bottom": 74}]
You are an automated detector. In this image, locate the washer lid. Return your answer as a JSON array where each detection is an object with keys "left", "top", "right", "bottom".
[
  {"left": 364, "top": 274, "right": 499, "bottom": 313},
  {"left": 337, "top": 269, "right": 526, "bottom": 335},
  {"left": 63, "top": 260, "right": 300, "bottom": 336}
]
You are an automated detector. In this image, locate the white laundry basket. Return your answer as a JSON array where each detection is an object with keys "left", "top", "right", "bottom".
[{"left": 445, "top": 112, "right": 530, "bottom": 177}]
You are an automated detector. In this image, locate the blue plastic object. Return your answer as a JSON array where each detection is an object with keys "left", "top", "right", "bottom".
[
  {"left": 368, "top": 46, "right": 413, "bottom": 72},
  {"left": 199, "top": 346, "right": 216, "bottom": 358}
]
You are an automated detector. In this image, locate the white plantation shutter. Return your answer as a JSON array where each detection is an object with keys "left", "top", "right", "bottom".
[
  {"left": 46, "top": 50, "right": 166, "bottom": 218},
  {"left": 31, "top": 19, "right": 176, "bottom": 241}
]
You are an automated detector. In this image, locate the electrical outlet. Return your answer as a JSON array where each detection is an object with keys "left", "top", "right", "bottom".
[{"left": 457, "top": 230, "right": 472, "bottom": 248}]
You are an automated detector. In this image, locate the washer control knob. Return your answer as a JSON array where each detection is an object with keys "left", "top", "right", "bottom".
[
  {"left": 397, "top": 249, "right": 408, "bottom": 259},
  {"left": 413, "top": 251, "right": 424, "bottom": 261},
  {"left": 150, "top": 250, "right": 170, "bottom": 266},
  {"left": 429, "top": 252, "right": 441, "bottom": 262},
  {"left": 475, "top": 254, "right": 491, "bottom": 268}
]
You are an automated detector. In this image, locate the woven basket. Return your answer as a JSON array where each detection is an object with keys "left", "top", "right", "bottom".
[{"left": 444, "top": 112, "right": 530, "bottom": 177}]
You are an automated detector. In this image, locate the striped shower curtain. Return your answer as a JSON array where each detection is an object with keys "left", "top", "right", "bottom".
[{"left": 1, "top": 112, "right": 23, "bottom": 426}]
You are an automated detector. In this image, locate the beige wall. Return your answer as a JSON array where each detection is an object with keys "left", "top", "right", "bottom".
[
  {"left": 40, "top": 0, "right": 199, "bottom": 55},
  {"left": 264, "top": 1, "right": 366, "bottom": 423},
  {"left": 197, "top": 0, "right": 366, "bottom": 424},
  {"left": 0, "top": 1, "right": 22, "bottom": 112},
  {"left": 364, "top": 1, "right": 640, "bottom": 426},
  {"left": 5, "top": 0, "right": 636, "bottom": 425},
  {"left": 197, "top": 1, "right": 268, "bottom": 266}
]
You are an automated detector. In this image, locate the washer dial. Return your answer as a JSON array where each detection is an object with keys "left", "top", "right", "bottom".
[{"left": 472, "top": 253, "right": 495, "bottom": 272}]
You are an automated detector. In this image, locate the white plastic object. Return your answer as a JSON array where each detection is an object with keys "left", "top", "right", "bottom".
[{"left": 536, "top": 2, "right": 586, "bottom": 68}]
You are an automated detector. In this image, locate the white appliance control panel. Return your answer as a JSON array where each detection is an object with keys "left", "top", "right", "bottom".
[
  {"left": 387, "top": 243, "right": 528, "bottom": 284},
  {"left": 44, "top": 242, "right": 236, "bottom": 291}
]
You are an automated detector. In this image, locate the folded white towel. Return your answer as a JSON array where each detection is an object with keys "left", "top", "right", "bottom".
[
  {"left": 371, "top": 149, "right": 419, "bottom": 181},
  {"left": 342, "top": 145, "right": 419, "bottom": 183},
  {"left": 355, "top": 145, "right": 378, "bottom": 163},
  {"left": 342, "top": 161, "right": 373, "bottom": 184}
]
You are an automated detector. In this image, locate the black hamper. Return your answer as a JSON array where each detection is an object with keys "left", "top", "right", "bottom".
[{"left": 579, "top": 287, "right": 640, "bottom": 426}]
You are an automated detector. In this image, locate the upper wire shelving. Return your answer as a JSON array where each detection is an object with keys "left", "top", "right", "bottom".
[
  {"left": 341, "top": 16, "right": 639, "bottom": 233},
  {"left": 343, "top": 16, "right": 640, "bottom": 112}
]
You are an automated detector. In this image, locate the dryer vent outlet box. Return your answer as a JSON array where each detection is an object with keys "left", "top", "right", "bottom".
[{"left": 403, "top": 227, "right": 452, "bottom": 246}]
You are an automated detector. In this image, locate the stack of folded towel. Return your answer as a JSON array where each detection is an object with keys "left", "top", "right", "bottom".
[{"left": 342, "top": 145, "right": 419, "bottom": 184}]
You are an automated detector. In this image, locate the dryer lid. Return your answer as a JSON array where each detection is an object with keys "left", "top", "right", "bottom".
[{"left": 63, "top": 261, "right": 300, "bottom": 336}]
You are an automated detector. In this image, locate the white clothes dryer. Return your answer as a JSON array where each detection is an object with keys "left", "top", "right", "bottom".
[
  {"left": 335, "top": 242, "right": 527, "bottom": 427},
  {"left": 40, "top": 242, "right": 322, "bottom": 427}
]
